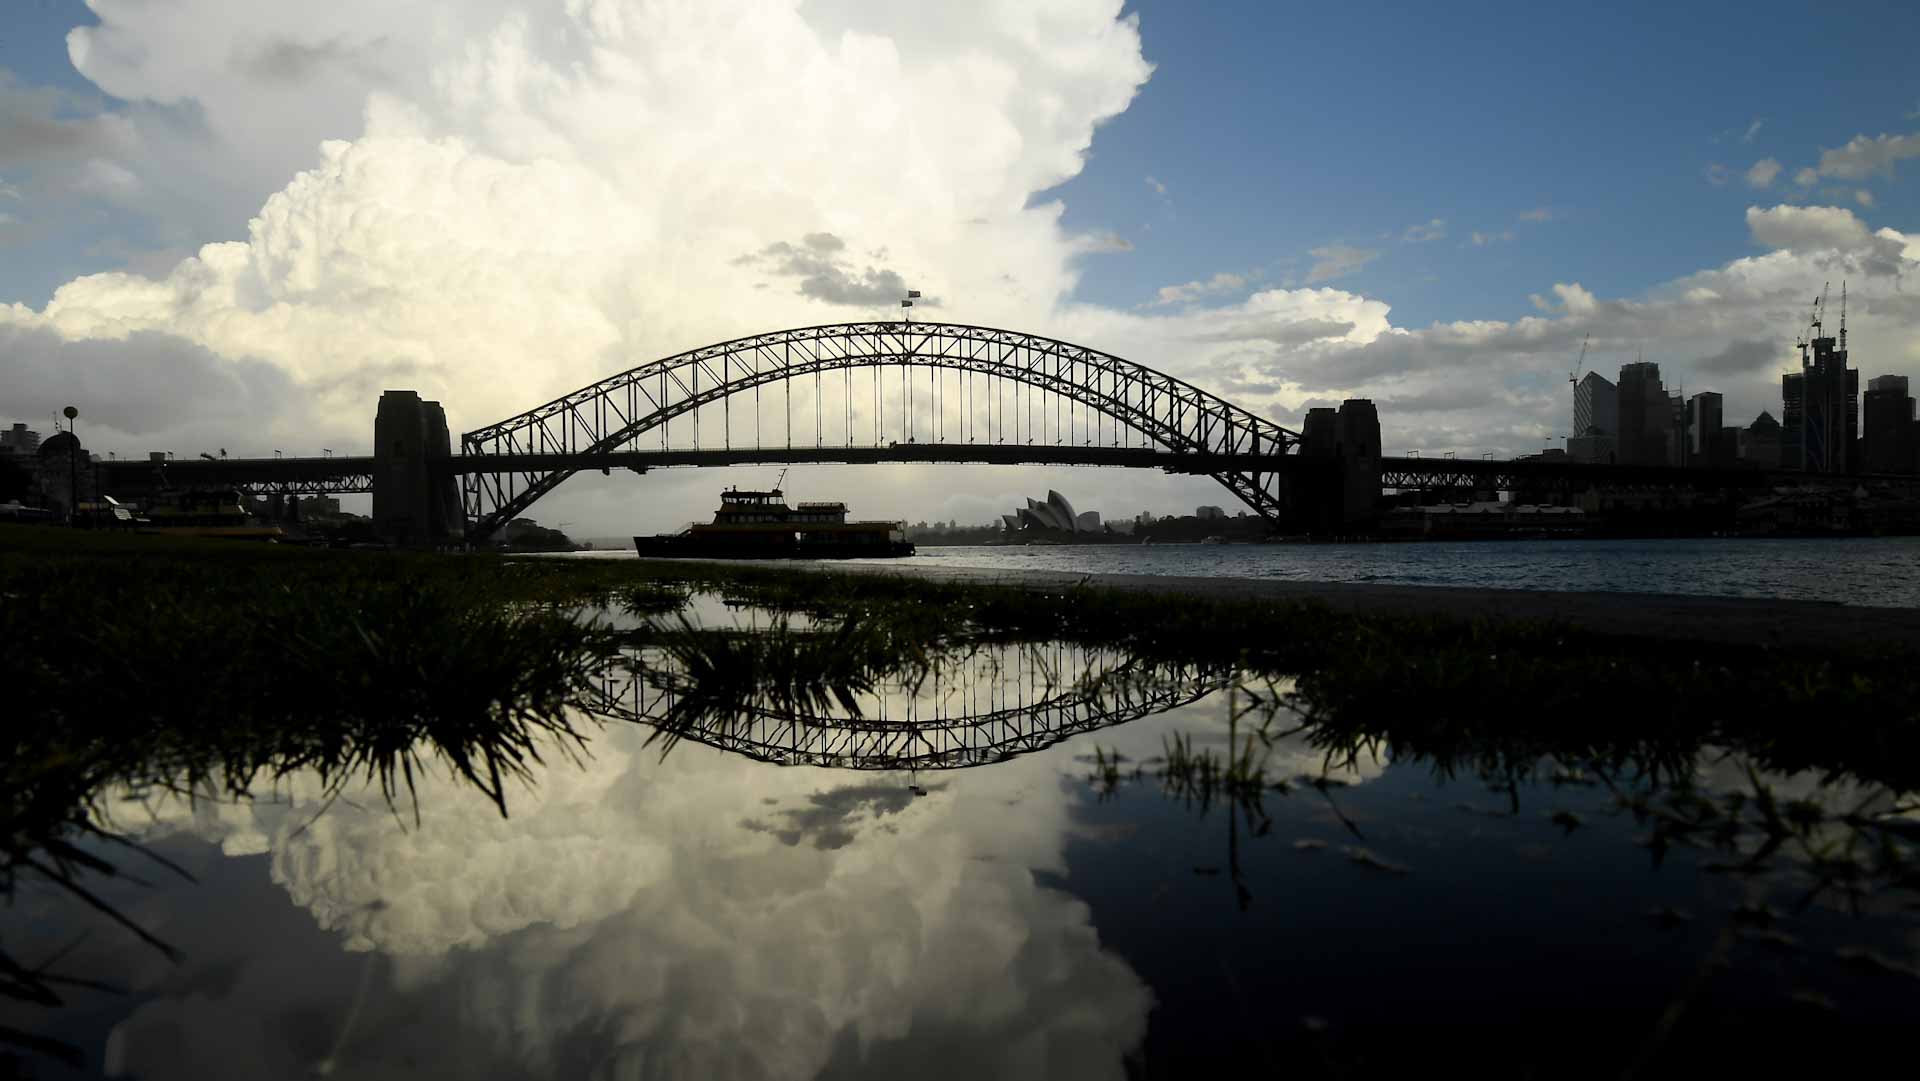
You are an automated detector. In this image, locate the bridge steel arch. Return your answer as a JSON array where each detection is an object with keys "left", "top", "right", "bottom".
[
  {"left": 592, "top": 648, "right": 1229, "bottom": 771},
  {"left": 461, "top": 321, "right": 1302, "bottom": 540}
]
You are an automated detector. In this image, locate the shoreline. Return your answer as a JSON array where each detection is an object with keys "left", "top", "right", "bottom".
[{"left": 622, "top": 554, "right": 1920, "bottom": 649}]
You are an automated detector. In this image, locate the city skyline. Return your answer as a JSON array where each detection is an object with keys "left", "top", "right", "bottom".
[{"left": 1, "top": 1, "right": 1917, "bottom": 536}]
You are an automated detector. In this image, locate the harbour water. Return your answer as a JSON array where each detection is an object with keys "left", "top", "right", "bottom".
[{"left": 833, "top": 537, "right": 1920, "bottom": 608}]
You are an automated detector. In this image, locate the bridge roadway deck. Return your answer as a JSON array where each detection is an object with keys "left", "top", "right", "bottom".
[
  {"left": 648, "top": 557, "right": 1920, "bottom": 651},
  {"left": 99, "top": 445, "right": 1861, "bottom": 495}
]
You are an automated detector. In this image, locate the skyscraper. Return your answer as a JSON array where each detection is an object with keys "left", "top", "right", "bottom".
[
  {"left": 1784, "top": 293, "right": 1859, "bottom": 474},
  {"left": 1687, "top": 391, "right": 1723, "bottom": 465},
  {"left": 1863, "top": 374, "right": 1916, "bottom": 474},
  {"left": 1571, "top": 372, "right": 1617, "bottom": 462},
  {"left": 1616, "top": 361, "right": 1671, "bottom": 466}
]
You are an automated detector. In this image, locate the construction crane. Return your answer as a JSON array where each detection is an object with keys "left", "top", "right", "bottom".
[
  {"left": 1559, "top": 336, "right": 1589, "bottom": 395},
  {"left": 1797, "top": 281, "right": 1829, "bottom": 362},
  {"left": 773, "top": 467, "right": 788, "bottom": 493}
]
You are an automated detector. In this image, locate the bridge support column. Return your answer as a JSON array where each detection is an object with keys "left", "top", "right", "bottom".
[{"left": 373, "top": 390, "right": 463, "bottom": 546}]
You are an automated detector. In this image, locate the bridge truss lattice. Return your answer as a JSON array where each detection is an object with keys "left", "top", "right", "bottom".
[
  {"left": 461, "top": 321, "right": 1300, "bottom": 539},
  {"left": 591, "top": 643, "right": 1229, "bottom": 771}
]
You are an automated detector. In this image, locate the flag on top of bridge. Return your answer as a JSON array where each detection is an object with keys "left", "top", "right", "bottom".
[
  {"left": 907, "top": 290, "right": 921, "bottom": 298},
  {"left": 900, "top": 299, "right": 913, "bottom": 308}
]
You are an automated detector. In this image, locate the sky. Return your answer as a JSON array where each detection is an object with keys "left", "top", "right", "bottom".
[{"left": 3, "top": 0, "right": 1918, "bottom": 536}]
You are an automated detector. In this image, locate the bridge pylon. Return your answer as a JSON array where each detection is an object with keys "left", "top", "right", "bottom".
[{"left": 373, "top": 390, "right": 464, "bottom": 546}]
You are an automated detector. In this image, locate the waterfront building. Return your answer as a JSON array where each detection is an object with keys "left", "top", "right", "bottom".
[
  {"left": 1196, "top": 506, "right": 1226, "bottom": 520},
  {"left": 33, "top": 432, "right": 96, "bottom": 518},
  {"left": 1570, "top": 372, "right": 1617, "bottom": 462},
  {"left": 1687, "top": 392, "right": 1723, "bottom": 465},
  {"left": 1616, "top": 361, "right": 1671, "bottom": 466},
  {"left": 1006, "top": 490, "right": 1099, "bottom": 533},
  {"left": 1, "top": 423, "right": 40, "bottom": 455},
  {"left": 1863, "top": 374, "right": 1916, "bottom": 474},
  {"left": 1738, "top": 412, "right": 1782, "bottom": 468}
]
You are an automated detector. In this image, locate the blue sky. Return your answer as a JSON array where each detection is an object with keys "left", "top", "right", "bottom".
[{"left": 1051, "top": 0, "right": 1918, "bottom": 326}]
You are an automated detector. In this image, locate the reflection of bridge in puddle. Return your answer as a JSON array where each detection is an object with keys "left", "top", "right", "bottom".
[{"left": 591, "top": 641, "right": 1230, "bottom": 770}]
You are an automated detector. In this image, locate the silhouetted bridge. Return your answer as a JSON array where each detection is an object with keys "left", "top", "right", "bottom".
[{"left": 90, "top": 320, "right": 1832, "bottom": 544}]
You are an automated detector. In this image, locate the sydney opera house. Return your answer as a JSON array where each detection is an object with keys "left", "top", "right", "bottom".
[{"left": 1001, "top": 490, "right": 1102, "bottom": 534}]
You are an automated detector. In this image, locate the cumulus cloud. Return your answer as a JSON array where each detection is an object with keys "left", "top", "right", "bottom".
[
  {"left": 1304, "top": 245, "right": 1377, "bottom": 283},
  {"left": 1746, "top": 203, "right": 1873, "bottom": 252},
  {"left": 0, "top": 74, "right": 132, "bottom": 168},
  {"left": 1143, "top": 175, "right": 1166, "bottom": 195},
  {"left": 1517, "top": 207, "right": 1553, "bottom": 223},
  {"left": 1401, "top": 218, "right": 1446, "bottom": 243},
  {"left": 1744, "top": 158, "right": 1781, "bottom": 188},
  {"left": 1694, "top": 337, "right": 1779, "bottom": 375},
  {"left": 83, "top": 706, "right": 1162, "bottom": 1079},
  {"left": 1705, "top": 163, "right": 1730, "bottom": 186},
  {"left": 0, "top": 320, "right": 303, "bottom": 444},
  {"left": 737, "top": 234, "right": 918, "bottom": 308},
  {"left": 1149, "top": 270, "right": 1246, "bottom": 306},
  {"left": 1470, "top": 229, "right": 1514, "bottom": 246},
  {"left": 1814, "top": 131, "right": 1920, "bottom": 180},
  {"left": 1071, "top": 231, "right": 1134, "bottom": 254}
]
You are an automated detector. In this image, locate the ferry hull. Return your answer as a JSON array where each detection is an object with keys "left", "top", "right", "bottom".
[{"left": 632, "top": 535, "right": 913, "bottom": 559}]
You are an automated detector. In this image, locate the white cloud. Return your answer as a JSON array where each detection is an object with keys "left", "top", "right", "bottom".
[
  {"left": 1304, "top": 245, "right": 1377, "bottom": 283},
  {"left": 83, "top": 679, "right": 1203, "bottom": 1078},
  {"left": 1150, "top": 270, "right": 1246, "bottom": 306},
  {"left": 1742, "top": 118, "right": 1764, "bottom": 143},
  {"left": 1856, "top": 189, "right": 1876, "bottom": 208},
  {"left": 1744, "top": 158, "right": 1781, "bottom": 188},
  {"left": 1143, "top": 175, "right": 1166, "bottom": 195},
  {"left": 1745, "top": 203, "right": 1873, "bottom": 252},
  {"left": 1072, "top": 230, "right": 1134, "bottom": 254},
  {"left": 1814, "top": 131, "right": 1920, "bottom": 179},
  {"left": 1705, "top": 163, "right": 1730, "bottom": 186},
  {"left": 1401, "top": 218, "right": 1446, "bottom": 243},
  {"left": 1470, "top": 229, "right": 1514, "bottom": 246},
  {"left": 1793, "top": 166, "right": 1819, "bottom": 187},
  {"left": 1517, "top": 207, "right": 1552, "bottom": 223}
]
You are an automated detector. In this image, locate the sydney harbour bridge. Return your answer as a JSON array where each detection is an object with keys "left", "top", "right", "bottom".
[
  {"left": 95, "top": 320, "right": 1800, "bottom": 544},
  {"left": 591, "top": 638, "right": 1231, "bottom": 771}
]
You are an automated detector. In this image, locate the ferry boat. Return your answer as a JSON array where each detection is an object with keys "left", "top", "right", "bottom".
[
  {"left": 139, "top": 488, "right": 285, "bottom": 541},
  {"left": 634, "top": 486, "right": 913, "bottom": 559}
]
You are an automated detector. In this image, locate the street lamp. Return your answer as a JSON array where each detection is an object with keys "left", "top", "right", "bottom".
[{"left": 62, "top": 406, "right": 78, "bottom": 525}]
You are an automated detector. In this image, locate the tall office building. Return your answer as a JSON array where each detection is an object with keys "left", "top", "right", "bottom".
[
  {"left": 1570, "top": 372, "right": 1617, "bottom": 462},
  {"left": 1616, "top": 361, "right": 1671, "bottom": 466},
  {"left": 1686, "top": 391, "right": 1723, "bottom": 465},
  {"left": 1783, "top": 301, "right": 1859, "bottom": 473},
  {"left": 1863, "top": 374, "right": 1916, "bottom": 474}
]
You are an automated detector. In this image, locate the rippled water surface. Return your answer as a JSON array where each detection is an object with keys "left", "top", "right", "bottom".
[{"left": 834, "top": 536, "right": 1920, "bottom": 607}]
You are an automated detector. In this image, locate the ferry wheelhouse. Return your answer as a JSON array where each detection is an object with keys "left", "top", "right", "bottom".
[{"left": 634, "top": 487, "right": 912, "bottom": 559}]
